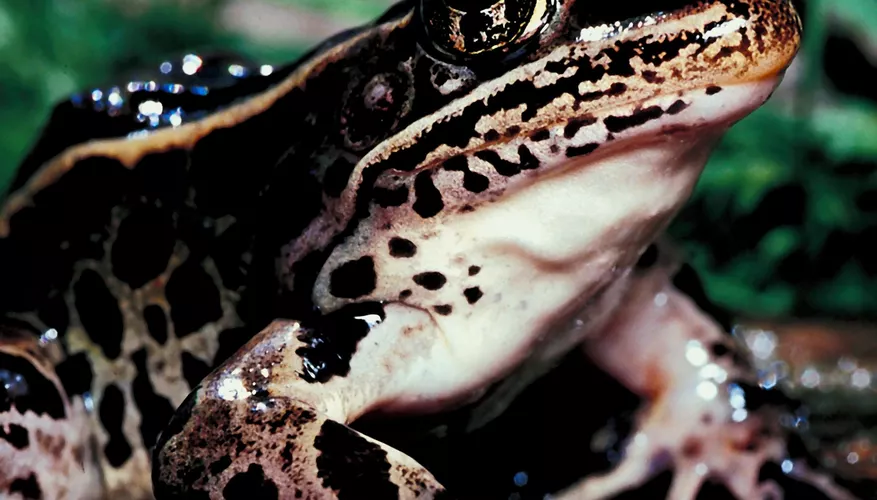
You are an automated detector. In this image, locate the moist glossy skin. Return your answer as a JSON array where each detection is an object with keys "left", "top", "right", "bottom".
[{"left": 0, "top": 0, "right": 848, "bottom": 499}]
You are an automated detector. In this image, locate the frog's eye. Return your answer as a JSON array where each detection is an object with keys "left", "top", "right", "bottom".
[{"left": 420, "top": 0, "right": 553, "bottom": 60}]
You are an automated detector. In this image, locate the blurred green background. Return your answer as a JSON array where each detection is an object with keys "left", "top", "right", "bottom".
[{"left": 0, "top": 0, "right": 875, "bottom": 322}]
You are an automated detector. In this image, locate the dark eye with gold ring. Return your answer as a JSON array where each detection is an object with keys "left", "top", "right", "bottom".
[{"left": 420, "top": 0, "right": 554, "bottom": 61}]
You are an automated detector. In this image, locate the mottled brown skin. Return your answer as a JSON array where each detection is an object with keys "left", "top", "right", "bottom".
[{"left": 0, "top": 0, "right": 843, "bottom": 499}]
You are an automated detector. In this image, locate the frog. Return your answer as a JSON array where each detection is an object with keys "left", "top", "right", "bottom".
[{"left": 0, "top": 0, "right": 866, "bottom": 498}]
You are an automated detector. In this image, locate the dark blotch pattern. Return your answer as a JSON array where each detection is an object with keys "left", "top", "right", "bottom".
[
  {"left": 530, "top": 129, "right": 551, "bottom": 141},
  {"left": 433, "top": 305, "right": 453, "bottom": 315},
  {"left": 73, "top": 269, "right": 124, "bottom": 360},
  {"left": 98, "top": 384, "right": 132, "bottom": 467},
  {"left": 563, "top": 116, "right": 597, "bottom": 139},
  {"left": 464, "top": 287, "right": 483, "bottom": 304},
  {"left": 182, "top": 352, "right": 212, "bottom": 390},
  {"left": 296, "top": 302, "right": 386, "bottom": 383},
  {"left": 222, "top": 464, "right": 279, "bottom": 500},
  {"left": 604, "top": 106, "right": 665, "bottom": 133},
  {"left": 165, "top": 260, "right": 223, "bottom": 338},
  {"left": 9, "top": 473, "right": 41, "bottom": 499},
  {"left": 0, "top": 423, "right": 28, "bottom": 449},
  {"left": 389, "top": 237, "right": 417, "bottom": 258},
  {"left": 666, "top": 99, "right": 689, "bottom": 115},
  {"left": 314, "top": 420, "right": 398, "bottom": 499},
  {"left": 329, "top": 257, "right": 377, "bottom": 299},
  {"left": 131, "top": 349, "right": 176, "bottom": 450},
  {"left": 469, "top": 266, "right": 481, "bottom": 276},
  {"left": 209, "top": 455, "right": 232, "bottom": 475},
  {"left": 705, "top": 85, "right": 723, "bottom": 95},
  {"left": 444, "top": 155, "right": 489, "bottom": 193},
  {"left": 412, "top": 170, "right": 444, "bottom": 218},
  {"left": 373, "top": 186, "right": 409, "bottom": 207},
  {"left": 413, "top": 272, "right": 447, "bottom": 290},
  {"left": 143, "top": 304, "right": 169, "bottom": 345},
  {"left": 55, "top": 352, "right": 93, "bottom": 397},
  {"left": 566, "top": 143, "right": 599, "bottom": 158},
  {"left": 111, "top": 207, "right": 176, "bottom": 289}
]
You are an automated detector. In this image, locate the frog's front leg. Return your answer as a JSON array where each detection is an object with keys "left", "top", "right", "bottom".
[
  {"left": 559, "top": 249, "right": 859, "bottom": 500},
  {"left": 152, "top": 303, "right": 456, "bottom": 499}
]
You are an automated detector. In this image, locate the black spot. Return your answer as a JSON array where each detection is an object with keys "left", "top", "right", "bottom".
[
  {"left": 0, "top": 352, "right": 65, "bottom": 419},
  {"left": 296, "top": 303, "right": 386, "bottom": 383},
  {"left": 143, "top": 304, "right": 169, "bottom": 345},
  {"left": 504, "top": 125, "right": 521, "bottom": 137},
  {"left": 636, "top": 244, "right": 659, "bottom": 269},
  {"left": 468, "top": 266, "right": 481, "bottom": 276},
  {"left": 223, "top": 464, "right": 279, "bottom": 500},
  {"left": 642, "top": 70, "right": 664, "bottom": 83},
  {"left": 444, "top": 155, "right": 490, "bottom": 193},
  {"left": 671, "top": 264, "right": 734, "bottom": 332},
  {"left": 281, "top": 442, "right": 295, "bottom": 472},
  {"left": 314, "top": 420, "right": 398, "bottom": 499},
  {"left": 165, "top": 260, "right": 223, "bottom": 338},
  {"left": 464, "top": 287, "right": 483, "bottom": 304},
  {"left": 706, "top": 85, "right": 723, "bottom": 95},
  {"left": 98, "top": 384, "right": 132, "bottom": 467},
  {"left": 433, "top": 305, "right": 453, "bottom": 315},
  {"left": 373, "top": 186, "right": 409, "bottom": 207},
  {"left": 399, "top": 290, "right": 413, "bottom": 299},
  {"left": 484, "top": 129, "right": 501, "bottom": 142},
  {"left": 0, "top": 423, "right": 28, "bottom": 449},
  {"left": 530, "top": 129, "right": 550, "bottom": 141},
  {"left": 9, "top": 473, "right": 41, "bottom": 499},
  {"left": 566, "top": 143, "right": 599, "bottom": 157},
  {"left": 517, "top": 145, "right": 539, "bottom": 170},
  {"left": 666, "top": 99, "right": 689, "bottom": 115},
  {"left": 389, "top": 238, "right": 417, "bottom": 258},
  {"left": 210, "top": 455, "right": 233, "bottom": 475},
  {"left": 111, "top": 207, "right": 176, "bottom": 289},
  {"left": 475, "top": 150, "right": 522, "bottom": 177},
  {"left": 607, "top": 82, "right": 628, "bottom": 95},
  {"left": 413, "top": 272, "right": 447, "bottom": 290},
  {"left": 412, "top": 170, "right": 444, "bottom": 218},
  {"left": 563, "top": 116, "right": 597, "bottom": 139},
  {"left": 55, "top": 352, "right": 93, "bottom": 397},
  {"left": 330, "top": 257, "right": 377, "bottom": 299},
  {"left": 131, "top": 349, "right": 176, "bottom": 450},
  {"left": 603, "top": 106, "right": 665, "bottom": 133},
  {"left": 73, "top": 269, "right": 124, "bottom": 360},
  {"left": 182, "top": 352, "right": 212, "bottom": 390}
]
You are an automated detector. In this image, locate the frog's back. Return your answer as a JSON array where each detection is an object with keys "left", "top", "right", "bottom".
[{"left": 0, "top": 20, "right": 389, "bottom": 499}]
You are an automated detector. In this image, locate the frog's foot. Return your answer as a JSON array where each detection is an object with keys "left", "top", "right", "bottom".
[
  {"left": 0, "top": 322, "right": 102, "bottom": 499},
  {"left": 559, "top": 249, "right": 860, "bottom": 500},
  {"left": 153, "top": 306, "right": 459, "bottom": 499}
]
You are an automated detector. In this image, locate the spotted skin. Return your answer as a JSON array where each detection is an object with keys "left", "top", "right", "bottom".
[{"left": 0, "top": 0, "right": 848, "bottom": 499}]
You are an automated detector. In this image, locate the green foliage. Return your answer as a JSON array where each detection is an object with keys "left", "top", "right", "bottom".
[{"left": 1, "top": 0, "right": 876, "bottom": 321}]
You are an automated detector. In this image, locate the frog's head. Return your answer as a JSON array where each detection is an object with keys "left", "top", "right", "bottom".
[{"left": 305, "top": 0, "right": 802, "bottom": 312}]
